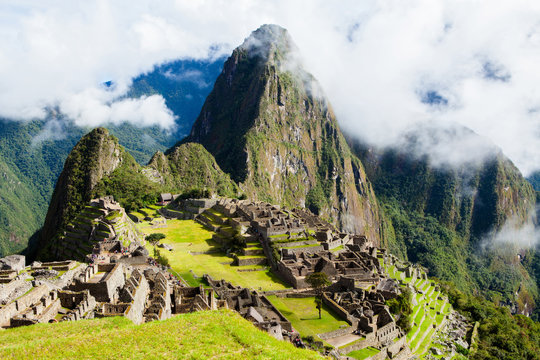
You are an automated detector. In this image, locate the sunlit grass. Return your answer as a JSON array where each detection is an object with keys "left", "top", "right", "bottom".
[
  {"left": 266, "top": 295, "right": 348, "bottom": 341},
  {"left": 0, "top": 310, "right": 323, "bottom": 359},
  {"left": 140, "top": 219, "right": 289, "bottom": 290}
]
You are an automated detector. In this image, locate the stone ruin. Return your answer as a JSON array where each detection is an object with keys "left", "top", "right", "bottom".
[
  {"left": 0, "top": 253, "right": 176, "bottom": 328},
  {"left": 276, "top": 245, "right": 382, "bottom": 289},
  {"left": 320, "top": 277, "right": 409, "bottom": 358},
  {"left": 172, "top": 284, "right": 217, "bottom": 314},
  {"left": 205, "top": 275, "right": 293, "bottom": 340},
  {"left": 53, "top": 196, "right": 146, "bottom": 262}
]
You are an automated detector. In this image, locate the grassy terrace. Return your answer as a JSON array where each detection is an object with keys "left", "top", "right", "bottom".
[
  {"left": 347, "top": 346, "right": 380, "bottom": 360},
  {"left": 0, "top": 310, "right": 322, "bottom": 360},
  {"left": 266, "top": 296, "right": 348, "bottom": 343},
  {"left": 140, "top": 219, "right": 288, "bottom": 290},
  {"left": 380, "top": 255, "right": 452, "bottom": 359}
]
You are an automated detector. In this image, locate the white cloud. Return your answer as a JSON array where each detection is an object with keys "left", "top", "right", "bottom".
[
  {"left": 1, "top": 0, "right": 540, "bottom": 174},
  {"left": 481, "top": 205, "right": 540, "bottom": 251}
]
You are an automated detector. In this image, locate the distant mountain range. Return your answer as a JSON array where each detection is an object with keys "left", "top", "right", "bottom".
[
  {"left": 1, "top": 24, "right": 538, "bottom": 321},
  {"left": 29, "top": 25, "right": 539, "bottom": 321},
  {"left": 0, "top": 57, "right": 225, "bottom": 257}
]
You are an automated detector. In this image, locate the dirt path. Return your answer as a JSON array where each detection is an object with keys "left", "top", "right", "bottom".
[{"left": 325, "top": 333, "right": 362, "bottom": 348}]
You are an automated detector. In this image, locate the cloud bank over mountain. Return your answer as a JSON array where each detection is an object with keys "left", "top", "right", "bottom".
[{"left": 1, "top": 0, "right": 539, "bottom": 174}]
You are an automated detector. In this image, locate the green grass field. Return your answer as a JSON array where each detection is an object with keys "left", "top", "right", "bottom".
[
  {"left": 266, "top": 296, "right": 348, "bottom": 342},
  {"left": 140, "top": 219, "right": 289, "bottom": 290},
  {"left": 347, "top": 346, "right": 380, "bottom": 360},
  {"left": 0, "top": 310, "right": 322, "bottom": 360}
]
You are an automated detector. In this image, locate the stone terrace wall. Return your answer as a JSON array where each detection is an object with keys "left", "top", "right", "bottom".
[{"left": 318, "top": 326, "right": 355, "bottom": 340}]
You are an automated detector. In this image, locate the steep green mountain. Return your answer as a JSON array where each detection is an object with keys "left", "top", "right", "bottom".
[
  {"left": 37, "top": 128, "right": 128, "bottom": 259},
  {"left": 0, "top": 158, "right": 41, "bottom": 256},
  {"left": 181, "top": 24, "right": 382, "bottom": 241},
  {"left": 0, "top": 59, "right": 224, "bottom": 257},
  {"left": 0, "top": 119, "right": 84, "bottom": 258},
  {"left": 148, "top": 143, "right": 238, "bottom": 198},
  {"left": 37, "top": 128, "right": 238, "bottom": 260},
  {"left": 347, "top": 126, "right": 538, "bottom": 312},
  {"left": 528, "top": 170, "right": 540, "bottom": 191}
]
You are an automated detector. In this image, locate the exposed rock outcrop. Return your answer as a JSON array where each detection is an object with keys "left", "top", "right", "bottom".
[{"left": 181, "top": 24, "right": 382, "bottom": 241}]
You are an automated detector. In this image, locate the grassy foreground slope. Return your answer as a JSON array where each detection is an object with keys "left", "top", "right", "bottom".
[{"left": 0, "top": 310, "right": 322, "bottom": 360}]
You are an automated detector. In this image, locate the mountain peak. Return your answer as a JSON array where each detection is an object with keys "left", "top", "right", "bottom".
[{"left": 239, "top": 24, "right": 297, "bottom": 63}]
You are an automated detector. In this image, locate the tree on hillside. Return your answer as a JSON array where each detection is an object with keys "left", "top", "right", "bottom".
[
  {"left": 306, "top": 272, "right": 331, "bottom": 319},
  {"left": 146, "top": 233, "right": 166, "bottom": 250},
  {"left": 387, "top": 287, "right": 413, "bottom": 332}
]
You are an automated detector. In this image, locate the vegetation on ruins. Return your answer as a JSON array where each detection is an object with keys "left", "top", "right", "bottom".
[
  {"left": 441, "top": 282, "right": 540, "bottom": 360},
  {"left": 152, "top": 247, "right": 170, "bottom": 267},
  {"left": 266, "top": 295, "right": 348, "bottom": 343},
  {"left": 386, "top": 287, "right": 413, "bottom": 332},
  {"left": 146, "top": 233, "right": 166, "bottom": 246},
  {"left": 306, "top": 272, "right": 331, "bottom": 319},
  {"left": 93, "top": 150, "right": 165, "bottom": 212},
  {"left": 140, "top": 219, "right": 288, "bottom": 290}
]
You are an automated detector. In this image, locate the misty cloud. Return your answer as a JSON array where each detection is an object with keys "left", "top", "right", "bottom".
[
  {"left": 1, "top": 0, "right": 539, "bottom": 175},
  {"left": 481, "top": 205, "right": 540, "bottom": 252}
]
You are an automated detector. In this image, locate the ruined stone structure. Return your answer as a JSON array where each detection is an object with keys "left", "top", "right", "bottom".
[
  {"left": 57, "top": 290, "right": 97, "bottom": 322},
  {"left": 71, "top": 263, "right": 125, "bottom": 302},
  {"left": 53, "top": 196, "right": 144, "bottom": 261},
  {"left": 172, "top": 284, "right": 217, "bottom": 314},
  {"left": 143, "top": 269, "right": 172, "bottom": 322},
  {"left": 277, "top": 248, "right": 382, "bottom": 289},
  {"left": 0, "top": 255, "right": 25, "bottom": 272},
  {"left": 321, "top": 277, "right": 408, "bottom": 358},
  {"left": 205, "top": 275, "right": 292, "bottom": 340}
]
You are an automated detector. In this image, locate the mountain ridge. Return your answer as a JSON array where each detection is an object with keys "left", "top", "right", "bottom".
[{"left": 181, "top": 24, "right": 383, "bottom": 241}]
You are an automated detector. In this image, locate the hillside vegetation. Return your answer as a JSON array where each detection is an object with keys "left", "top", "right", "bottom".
[
  {"left": 0, "top": 58, "right": 224, "bottom": 258},
  {"left": 0, "top": 310, "right": 322, "bottom": 360},
  {"left": 347, "top": 133, "right": 539, "bottom": 314}
]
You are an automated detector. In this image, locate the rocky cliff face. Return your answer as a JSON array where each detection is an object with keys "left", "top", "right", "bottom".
[
  {"left": 183, "top": 25, "right": 382, "bottom": 241},
  {"left": 38, "top": 128, "right": 125, "bottom": 259}
]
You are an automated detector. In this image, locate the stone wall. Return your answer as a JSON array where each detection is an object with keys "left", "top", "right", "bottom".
[
  {"left": 276, "top": 262, "right": 305, "bottom": 288},
  {"left": 11, "top": 296, "right": 61, "bottom": 327},
  {"left": 0, "top": 276, "right": 30, "bottom": 304},
  {"left": 58, "top": 290, "right": 97, "bottom": 321},
  {"left": 71, "top": 263, "right": 125, "bottom": 302},
  {"left": 387, "top": 335, "right": 407, "bottom": 358},
  {"left": 235, "top": 256, "right": 267, "bottom": 266},
  {"left": 260, "top": 295, "right": 292, "bottom": 332},
  {"left": 338, "top": 334, "right": 376, "bottom": 354},
  {"left": 321, "top": 292, "right": 357, "bottom": 326},
  {"left": 0, "top": 284, "right": 50, "bottom": 327},
  {"left": 124, "top": 273, "right": 149, "bottom": 325},
  {"left": 282, "top": 245, "right": 324, "bottom": 256},
  {"left": 318, "top": 326, "right": 355, "bottom": 340}
]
